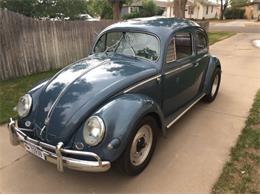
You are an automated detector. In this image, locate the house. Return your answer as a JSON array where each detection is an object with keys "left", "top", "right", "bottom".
[
  {"left": 120, "top": 0, "right": 142, "bottom": 16},
  {"left": 252, "top": 0, "right": 260, "bottom": 20},
  {"left": 183, "top": 0, "right": 220, "bottom": 20},
  {"left": 121, "top": 0, "right": 220, "bottom": 20},
  {"left": 185, "top": 0, "right": 220, "bottom": 19},
  {"left": 155, "top": 0, "right": 174, "bottom": 17},
  {"left": 238, "top": 0, "right": 260, "bottom": 20},
  {"left": 155, "top": 0, "right": 220, "bottom": 19}
]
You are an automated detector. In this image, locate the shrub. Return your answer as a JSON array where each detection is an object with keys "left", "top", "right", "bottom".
[
  {"left": 122, "top": 0, "right": 164, "bottom": 20},
  {"left": 224, "top": 8, "right": 245, "bottom": 19},
  {"left": 122, "top": 11, "right": 141, "bottom": 20}
]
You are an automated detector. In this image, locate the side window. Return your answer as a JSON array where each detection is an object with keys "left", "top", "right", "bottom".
[
  {"left": 175, "top": 32, "right": 193, "bottom": 59},
  {"left": 166, "top": 39, "right": 176, "bottom": 63},
  {"left": 195, "top": 31, "right": 208, "bottom": 54}
]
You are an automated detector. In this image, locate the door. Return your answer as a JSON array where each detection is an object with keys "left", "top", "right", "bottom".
[
  {"left": 162, "top": 31, "right": 197, "bottom": 117},
  {"left": 193, "top": 30, "right": 210, "bottom": 95}
]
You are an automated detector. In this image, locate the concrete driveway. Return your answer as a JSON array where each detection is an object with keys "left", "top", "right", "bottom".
[
  {"left": 210, "top": 20, "right": 260, "bottom": 33},
  {"left": 1, "top": 33, "right": 260, "bottom": 193}
]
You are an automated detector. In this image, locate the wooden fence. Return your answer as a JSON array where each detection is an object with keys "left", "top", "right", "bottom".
[
  {"left": 0, "top": 9, "right": 209, "bottom": 80},
  {"left": 0, "top": 9, "right": 116, "bottom": 80}
]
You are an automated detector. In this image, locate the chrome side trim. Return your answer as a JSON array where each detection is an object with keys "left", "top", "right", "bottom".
[
  {"left": 165, "top": 63, "right": 193, "bottom": 76},
  {"left": 166, "top": 93, "right": 205, "bottom": 128},
  {"left": 19, "top": 127, "right": 34, "bottom": 132},
  {"left": 124, "top": 75, "right": 161, "bottom": 93}
]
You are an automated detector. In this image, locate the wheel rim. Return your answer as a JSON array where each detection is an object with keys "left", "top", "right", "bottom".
[
  {"left": 130, "top": 124, "right": 153, "bottom": 166},
  {"left": 211, "top": 74, "right": 219, "bottom": 96}
]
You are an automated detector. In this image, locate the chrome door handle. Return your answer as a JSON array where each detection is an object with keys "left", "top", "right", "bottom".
[
  {"left": 156, "top": 77, "right": 161, "bottom": 84},
  {"left": 194, "top": 62, "right": 199, "bottom": 67}
]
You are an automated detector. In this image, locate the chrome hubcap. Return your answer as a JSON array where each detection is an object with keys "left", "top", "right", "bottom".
[
  {"left": 130, "top": 124, "right": 153, "bottom": 166},
  {"left": 211, "top": 74, "right": 219, "bottom": 96}
]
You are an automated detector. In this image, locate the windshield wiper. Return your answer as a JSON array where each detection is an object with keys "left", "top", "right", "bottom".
[
  {"left": 104, "top": 33, "right": 124, "bottom": 55},
  {"left": 124, "top": 34, "right": 136, "bottom": 57}
]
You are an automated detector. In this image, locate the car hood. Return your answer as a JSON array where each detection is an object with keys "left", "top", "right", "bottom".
[{"left": 33, "top": 54, "right": 158, "bottom": 145}]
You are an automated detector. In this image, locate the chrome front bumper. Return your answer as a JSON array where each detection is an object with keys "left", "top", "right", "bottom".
[{"left": 8, "top": 118, "right": 111, "bottom": 172}]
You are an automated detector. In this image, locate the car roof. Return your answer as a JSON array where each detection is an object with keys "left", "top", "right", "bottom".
[{"left": 104, "top": 16, "right": 201, "bottom": 38}]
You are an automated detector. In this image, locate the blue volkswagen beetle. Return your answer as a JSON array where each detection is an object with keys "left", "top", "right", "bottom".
[{"left": 8, "top": 17, "right": 221, "bottom": 175}]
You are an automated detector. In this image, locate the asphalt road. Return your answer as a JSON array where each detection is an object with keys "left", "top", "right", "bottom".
[
  {"left": 1, "top": 33, "right": 260, "bottom": 193},
  {"left": 209, "top": 20, "right": 260, "bottom": 33}
]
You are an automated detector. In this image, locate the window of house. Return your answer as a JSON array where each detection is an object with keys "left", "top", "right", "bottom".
[
  {"left": 206, "top": 6, "right": 209, "bottom": 14},
  {"left": 166, "top": 32, "right": 193, "bottom": 63},
  {"left": 258, "top": 4, "right": 260, "bottom": 10},
  {"left": 211, "top": 6, "right": 214, "bottom": 13},
  {"left": 188, "top": 6, "right": 194, "bottom": 15},
  {"left": 195, "top": 31, "right": 208, "bottom": 54},
  {"left": 130, "top": 7, "right": 139, "bottom": 13}
]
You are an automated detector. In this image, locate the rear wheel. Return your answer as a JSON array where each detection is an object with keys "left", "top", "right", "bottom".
[
  {"left": 203, "top": 67, "right": 221, "bottom": 103},
  {"left": 116, "top": 116, "right": 158, "bottom": 176}
]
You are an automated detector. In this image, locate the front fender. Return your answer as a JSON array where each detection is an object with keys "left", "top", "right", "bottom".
[
  {"left": 18, "top": 79, "right": 49, "bottom": 129},
  {"left": 203, "top": 55, "right": 221, "bottom": 94},
  {"left": 73, "top": 93, "right": 164, "bottom": 162}
]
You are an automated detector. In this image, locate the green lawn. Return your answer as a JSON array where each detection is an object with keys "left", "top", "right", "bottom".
[
  {"left": 0, "top": 69, "right": 59, "bottom": 124},
  {"left": 208, "top": 32, "right": 236, "bottom": 45},
  {"left": 212, "top": 90, "right": 260, "bottom": 193},
  {"left": 0, "top": 32, "right": 236, "bottom": 124}
]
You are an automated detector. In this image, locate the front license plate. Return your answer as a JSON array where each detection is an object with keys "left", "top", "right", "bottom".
[{"left": 24, "top": 142, "right": 45, "bottom": 160}]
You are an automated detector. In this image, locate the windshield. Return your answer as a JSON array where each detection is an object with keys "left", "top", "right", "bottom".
[{"left": 94, "top": 32, "right": 160, "bottom": 61}]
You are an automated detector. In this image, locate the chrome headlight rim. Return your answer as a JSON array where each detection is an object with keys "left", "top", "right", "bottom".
[
  {"left": 83, "top": 116, "right": 106, "bottom": 147},
  {"left": 17, "top": 94, "right": 32, "bottom": 118}
]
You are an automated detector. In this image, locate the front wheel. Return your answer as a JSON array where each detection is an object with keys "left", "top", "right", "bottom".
[
  {"left": 116, "top": 116, "right": 158, "bottom": 176},
  {"left": 203, "top": 67, "right": 221, "bottom": 103}
]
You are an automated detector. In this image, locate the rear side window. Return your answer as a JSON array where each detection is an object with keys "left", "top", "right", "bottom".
[
  {"left": 175, "top": 32, "right": 193, "bottom": 59},
  {"left": 166, "top": 31, "right": 193, "bottom": 63},
  {"left": 166, "top": 39, "right": 176, "bottom": 63},
  {"left": 196, "top": 31, "right": 208, "bottom": 54}
]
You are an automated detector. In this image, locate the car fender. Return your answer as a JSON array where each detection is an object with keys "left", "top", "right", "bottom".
[
  {"left": 74, "top": 93, "right": 165, "bottom": 162},
  {"left": 203, "top": 55, "right": 221, "bottom": 94},
  {"left": 18, "top": 79, "right": 49, "bottom": 128}
]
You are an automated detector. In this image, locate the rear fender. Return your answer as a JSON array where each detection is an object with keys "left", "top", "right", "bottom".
[{"left": 203, "top": 55, "right": 221, "bottom": 94}]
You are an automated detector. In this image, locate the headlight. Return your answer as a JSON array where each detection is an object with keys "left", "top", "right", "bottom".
[
  {"left": 17, "top": 94, "right": 32, "bottom": 118},
  {"left": 83, "top": 116, "right": 105, "bottom": 146}
]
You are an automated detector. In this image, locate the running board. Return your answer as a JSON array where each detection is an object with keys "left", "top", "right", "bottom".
[{"left": 166, "top": 93, "right": 205, "bottom": 129}]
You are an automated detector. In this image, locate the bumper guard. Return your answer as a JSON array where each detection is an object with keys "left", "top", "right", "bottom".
[{"left": 8, "top": 118, "right": 111, "bottom": 172}]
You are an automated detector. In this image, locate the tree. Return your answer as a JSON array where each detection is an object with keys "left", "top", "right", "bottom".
[
  {"left": 122, "top": 0, "right": 163, "bottom": 19},
  {"left": 0, "top": 0, "right": 88, "bottom": 20},
  {"left": 219, "top": 0, "right": 248, "bottom": 20},
  {"left": 0, "top": 0, "right": 38, "bottom": 17},
  {"left": 109, "top": 0, "right": 122, "bottom": 20},
  {"left": 87, "top": 0, "right": 113, "bottom": 19},
  {"left": 173, "top": 0, "right": 188, "bottom": 18},
  {"left": 142, "top": 0, "right": 158, "bottom": 17},
  {"left": 109, "top": 0, "right": 132, "bottom": 20},
  {"left": 230, "top": 0, "right": 250, "bottom": 7},
  {"left": 54, "top": 0, "right": 88, "bottom": 20},
  {"left": 220, "top": 0, "right": 229, "bottom": 20}
]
